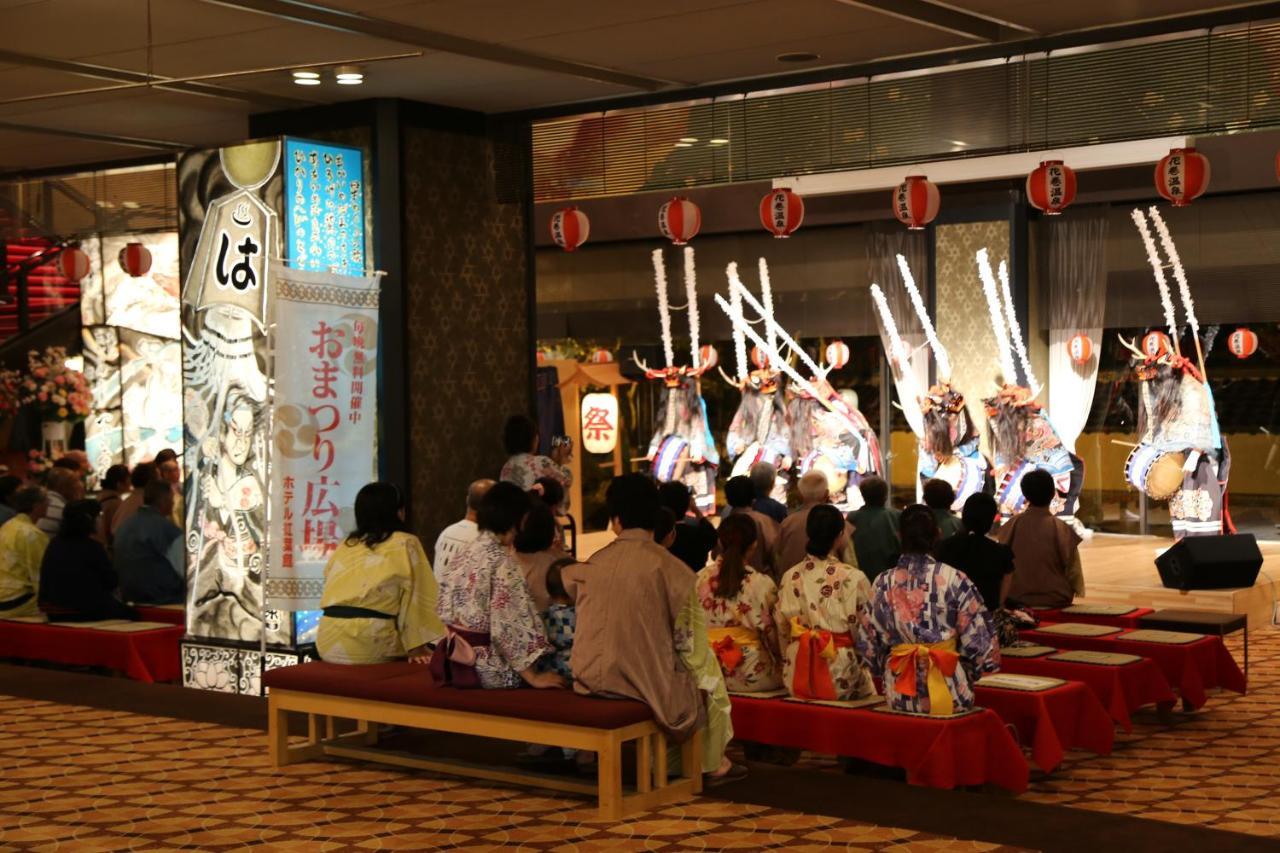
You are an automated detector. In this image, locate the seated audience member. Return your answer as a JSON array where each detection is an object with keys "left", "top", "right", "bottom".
[
  {"left": 935, "top": 493, "right": 1014, "bottom": 612},
  {"left": 777, "top": 470, "right": 858, "bottom": 574},
  {"left": 157, "top": 457, "right": 184, "bottom": 528},
  {"left": 0, "top": 475, "right": 22, "bottom": 526},
  {"left": 749, "top": 462, "right": 787, "bottom": 524},
  {"left": 514, "top": 499, "right": 565, "bottom": 613},
  {"left": 922, "top": 478, "right": 964, "bottom": 539},
  {"left": 0, "top": 487, "right": 51, "bottom": 618},
  {"left": 539, "top": 558, "right": 578, "bottom": 681},
  {"left": 565, "top": 473, "right": 743, "bottom": 786},
  {"left": 859, "top": 505, "right": 1000, "bottom": 715},
  {"left": 114, "top": 481, "right": 184, "bottom": 605},
  {"left": 38, "top": 499, "right": 137, "bottom": 622},
  {"left": 995, "top": 469, "right": 1084, "bottom": 608},
  {"left": 111, "top": 463, "right": 156, "bottom": 539},
  {"left": 846, "top": 476, "right": 901, "bottom": 581},
  {"left": 434, "top": 482, "right": 563, "bottom": 689},
  {"left": 499, "top": 414, "right": 572, "bottom": 493},
  {"left": 95, "top": 464, "right": 130, "bottom": 542},
  {"left": 659, "top": 480, "right": 716, "bottom": 572},
  {"left": 433, "top": 479, "right": 493, "bottom": 580},
  {"left": 777, "top": 505, "right": 875, "bottom": 700},
  {"left": 720, "top": 475, "right": 778, "bottom": 579},
  {"left": 317, "top": 482, "right": 445, "bottom": 665},
  {"left": 697, "top": 514, "right": 784, "bottom": 692},
  {"left": 532, "top": 475, "right": 569, "bottom": 550},
  {"left": 38, "top": 466, "right": 85, "bottom": 536},
  {"left": 654, "top": 507, "right": 677, "bottom": 548},
  {"left": 57, "top": 450, "right": 93, "bottom": 479}
]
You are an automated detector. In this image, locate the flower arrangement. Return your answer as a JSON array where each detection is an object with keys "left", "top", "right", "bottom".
[
  {"left": 0, "top": 366, "right": 21, "bottom": 419},
  {"left": 20, "top": 346, "right": 91, "bottom": 422},
  {"left": 27, "top": 449, "right": 51, "bottom": 477}
]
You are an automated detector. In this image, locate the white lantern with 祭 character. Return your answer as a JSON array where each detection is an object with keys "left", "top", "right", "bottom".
[{"left": 580, "top": 392, "right": 619, "bottom": 454}]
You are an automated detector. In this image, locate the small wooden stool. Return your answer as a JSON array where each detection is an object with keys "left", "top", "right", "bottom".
[{"left": 1138, "top": 609, "right": 1248, "bottom": 680}]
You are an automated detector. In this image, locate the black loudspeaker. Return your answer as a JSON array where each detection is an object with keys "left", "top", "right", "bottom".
[{"left": 1155, "top": 534, "right": 1263, "bottom": 591}]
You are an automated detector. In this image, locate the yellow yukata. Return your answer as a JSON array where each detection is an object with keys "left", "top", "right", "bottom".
[
  {"left": 0, "top": 514, "right": 49, "bottom": 618},
  {"left": 316, "top": 532, "right": 446, "bottom": 664},
  {"left": 676, "top": 589, "right": 734, "bottom": 773}
]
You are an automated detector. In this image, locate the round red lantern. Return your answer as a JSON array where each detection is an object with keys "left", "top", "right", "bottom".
[
  {"left": 1067, "top": 332, "right": 1093, "bottom": 365},
  {"left": 56, "top": 247, "right": 90, "bottom": 283},
  {"left": 118, "top": 242, "right": 152, "bottom": 277},
  {"left": 550, "top": 207, "right": 589, "bottom": 252},
  {"left": 1155, "top": 148, "right": 1210, "bottom": 207},
  {"left": 750, "top": 346, "right": 769, "bottom": 370},
  {"left": 1026, "top": 160, "right": 1077, "bottom": 215},
  {"left": 698, "top": 344, "right": 718, "bottom": 370},
  {"left": 536, "top": 350, "right": 548, "bottom": 365},
  {"left": 658, "top": 197, "right": 701, "bottom": 245},
  {"left": 1142, "top": 331, "right": 1172, "bottom": 359},
  {"left": 892, "top": 175, "right": 940, "bottom": 230},
  {"left": 1227, "top": 328, "right": 1258, "bottom": 359},
  {"left": 759, "top": 187, "right": 804, "bottom": 238},
  {"left": 588, "top": 348, "right": 613, "bottom": 364},
  {"left": 825, "top": 340, "right": 850, "bottom": 370}
]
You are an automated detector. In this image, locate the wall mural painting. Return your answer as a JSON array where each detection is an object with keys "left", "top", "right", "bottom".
[
  {"left": 119, "top": 330, "right": 182, "bottom": 465},
  {"left": 103, "top": 232, "right": 181, "bottom": 340},
  {"left": 82, "top": 325, "right": 122, "bottom": 473}
]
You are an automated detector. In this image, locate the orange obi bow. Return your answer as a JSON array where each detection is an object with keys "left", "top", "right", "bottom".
[
  {"left": 888, "top": 638, "right": 960, "bottom": 716},
  {"left": 708, "top": 626, "right": 758, "bottom": 675},
  {"left": 790, "top": 616, "right": 854, "bottom": 700}
]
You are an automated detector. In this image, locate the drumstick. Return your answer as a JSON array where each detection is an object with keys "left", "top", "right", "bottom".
[{"left": 1110, "top": 440, "right": 1138, "bottom": 448}]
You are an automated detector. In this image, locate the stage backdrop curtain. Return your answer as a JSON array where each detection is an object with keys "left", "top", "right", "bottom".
[
  {"left": 1046, "top": 211, "right": 1108, "bottom": 454},
  {"left": 867, "top": 225, "right": 929, "bottom": 438}
]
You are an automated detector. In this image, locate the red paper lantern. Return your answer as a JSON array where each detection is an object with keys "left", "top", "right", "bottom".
[
  {"left": 750, "top": 346, "right": 769, "bottom": 369},
  {"left": 1067, "top": 332, "right": 1093, "bottom": 365},
  {"left": 825, "top": 340, "right": 850, "bottom": 370},
  {"left": 588, "top": 348, "right": 613, "bottom": 364},
  {"left": 1155, "top": 148, "right": 1210, "bottom": 207},
  {"left": 698, "top": 344, "right": 718, "bottom": 370},
  {"left": 1026, "top": 160, "right": 1077, "bottom": 215},
  {"left": 892, "top": 175, "right": 940, "bottom": 230},
  {"left": 1142, "top": 331, "right": 1172, "bottom": 359},
  {"left": 1228, "top": 328, "right": 1258, "bottom": 359},
  {"left": 536, "top": 350, "right": 548, "bottom": 365},
  {"left": 56, "top": 247, "right": 90, "bottom": 283},
  {"left": 658, "top": 196, "right": 701, "bottom": 245},
  {"left": 759, "top": 187, "right": 804, "bottom": 238},
  {"left": 550, "top": 207, "right": 589, "bottom": 252},
  {"left": 118, "top": 242, "right": 152, "bottom": 277}
]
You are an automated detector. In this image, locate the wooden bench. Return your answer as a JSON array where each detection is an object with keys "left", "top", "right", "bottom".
[{"left": 262, "top": 661, "right": 701, "bottom": 819}]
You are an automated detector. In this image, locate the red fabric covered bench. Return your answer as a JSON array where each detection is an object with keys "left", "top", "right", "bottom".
[
  {"left": 1001, "top": 653, "right": 1175, "bottom": 730},
  {"left": 132, "top": 605, "right": 186, "bottom": 627},
  {"left": 973, "top": 681, "right": 1114, "bottom": 773},
  {"left": 261, "top": 661, "right": 701, "bottom": 819},
  {"left": 1031, "top": 606, "right": 1154, "bottom": 630},
  {"left": 0, "top": 618, "right": 182, "bottom": 682}
]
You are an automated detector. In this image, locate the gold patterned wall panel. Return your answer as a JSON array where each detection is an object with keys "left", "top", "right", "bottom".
[{"left": 935, "top": 220, "right": 1011, "bottom": 460}]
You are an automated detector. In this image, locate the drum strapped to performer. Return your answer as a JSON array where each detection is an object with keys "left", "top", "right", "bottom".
[
  {"left": 653, "top": 435, "right": 690, "bottom": 482},
  {"left": 730, "top": 442, "right": 785, "bottom": 480},
  {"left": 1124, "top": 443, "right": 1185, "bottom": 500}
]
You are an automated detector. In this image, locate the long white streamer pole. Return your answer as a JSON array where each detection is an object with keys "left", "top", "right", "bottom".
[
  {"left": 726, "top": 262, "right": 748, "bottom": 380},
  {"left": 977, "top": 248, "right": 1018, "bottom": 383},
  {"left": 896, "top": 253, "right": 951, "bottom": 382},
  {"left": 1130, "top": 208, "right": 1181, "bottom": 355},
  {"left": 998, "top": 259, "right": 1038, "bottom": 393},
  {"left": 684, "top": 246, "right": 700, "bottom": 368},
  {"left": 652, "top": 248, "right": 674, "bottom": 367}
]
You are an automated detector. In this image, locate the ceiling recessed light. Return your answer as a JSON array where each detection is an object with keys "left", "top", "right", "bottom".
[
  {"left": 674, "top": 142, "right": 693, "bottom": 148},
  {"left": 776, "top": 51, "right": 820, "bottom": 63},
  {"left": 709, "top": 138, "right": 729, "bottom": 145},
  {"left": 121, "top": 201, "right": 140, "bottom": 209},
  {"left": 335, "top": 65, "right": 364, "bottom": 85},
  {"left": 292, "top": 69, "right": 321, "bottom": 86},
  {"left": 679, "top": 136, "right": 698, "bottom": 143}
]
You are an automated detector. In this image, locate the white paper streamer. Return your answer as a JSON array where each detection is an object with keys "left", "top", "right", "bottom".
[
  {"left": 758, "top": 257, "right": 777, "bottom": 356},
  {"left": 998, "top": 259, "right": 1038, "bottom": 393},
  {"left": 1130, "top": 208, "right": 1179, "bottom": 339},
  {"left": 652, "top": 248, "right": 674, "bottom": 367},
  {"left": 684, "top": 246, "right": 700, "bottom": 368},
  {"left": 871, "top": 283, "right": 914, "bottom": 375},
  {"left": 1148, "top": 206, "right": 1198, "bottom": 338},
  {"left": 977, "top": 248, "right": 1018, "bottom": 383},
  {"left": 726, "top": 262, "right": 748, "bottom": 379},
  {"left": 896, "top": 253, "right": 950, "bottom": 382}
]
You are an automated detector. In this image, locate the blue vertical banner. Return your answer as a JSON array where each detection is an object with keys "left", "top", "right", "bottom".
[{"left": 284, "top": 138, "right": 365, "bottom": 275}]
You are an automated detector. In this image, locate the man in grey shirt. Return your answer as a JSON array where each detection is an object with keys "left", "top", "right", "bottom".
[{"left": 115, "top": 480, "right": 184, "bottom": 605}]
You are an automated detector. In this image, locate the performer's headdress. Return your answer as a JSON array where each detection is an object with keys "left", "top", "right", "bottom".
[
  {"left": 632, "top": 246, "right": 717, "bottom": 388},
  {"left": 1125, "top": 206, "right": 1206, "bottom": 381},
  {"left": 977, "top": 248, "right": 1038, "bottom": 394},
  {"left": 720, "top": 259, "right": 782, "bottom": 394}
]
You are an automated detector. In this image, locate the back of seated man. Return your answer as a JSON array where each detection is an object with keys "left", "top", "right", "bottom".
[
  {"left": 114, "top": 480, "right": 185, "bottom": 605},
  {"left": 39, "top": 466, "right": 85, "bottom": 537},
  {"left": 0, "top": 475, "right": 22, "bottom": 527},
  {"left": 995, "top": 469, "right": 1084, "bottom": 608},
  {"left": 749, "top": 462, "right": 787, "bottom": 524},
  {"left": 658, "top": 481, "right": 716, "bottom": 572},
  {"left": 777, "top": 470, "right": 858, "bottom": 573},
  {"left": 922, "top": 478, "right": 964, "bottom": 540},
  {"left": 111, "top": 462, "right": 156, "bottom": 541},
  {"left": 935, "top": 492, "right": 1014, "bottom": 612},
  {"left": 719, "top": 475, "right": 778, "bottom": 579},
  {"left": 846, "top": 476, "right": 901, "bottom": 581},
  {"left": 0, "top": 486, "right": 50, "bottom": 618},
  {"left": 433, "top": 478, "right": 493, "bottom": 580}
]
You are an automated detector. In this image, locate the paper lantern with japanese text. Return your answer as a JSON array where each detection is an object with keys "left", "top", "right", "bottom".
[
  {"left": 1067, "top": 332, "right": 1093, "bottom": 365},
  {"left": 56, "top": 247, "right": 90, "bottom": 282},
  {"left": 1027, "top": 160, "right": 1077, "bottom": 215},
  {"left": 658, "top": 197, "right": 701, "bottom": 245},
  {"left": 825, "top": 340, "right": 850, "bottom": 370},
  {"left": 750, "top": 346, "right": 769, "bottom": 369},
  {"left": 892, "top": 175, "right": 940, "bottom": 230},
  {"left": 580, "top": 392, "right": 619, "bottom": 454},
  {"left": 1155, "top": 148, "right": 1210, "bottom": 207},
  {"left": 697, "top": 344, "right": 718, "bottom": 370},
  {"left": 760, "top": 187, "right": 804, "bottom": 238},
  {"left": 1142, "top": 331, "right": 1172, "bottom": 359},
  {"left": 550, "top": 207, "right": 589, "bottom": 252},
  {"left": 1228, "top": 328, "right": 1258, "bottom": 359},
  {"left": 588, "top": 348, "right": 613, "bottom": 364},
  {"left": 118, "top": 242, "right": 152, "bottom": 277}
]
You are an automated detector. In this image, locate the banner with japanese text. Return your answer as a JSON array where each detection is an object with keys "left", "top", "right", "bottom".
[{"left": 266, "top": 263, "right": 379, "bottom": 611}]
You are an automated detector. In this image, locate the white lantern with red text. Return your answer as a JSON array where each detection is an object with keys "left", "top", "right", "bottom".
[
  {"left": 580, "top": 392, "right": 619, "bottom": 454},
  {"left": 550, "top": 207, "right": 589, "bottom": 252},
  {"left": 1027, "top": 160, "right": 1077, "bottom": 215},
  {"left": 750, "top": 346, "right": 769, "bottom": 369},
  {"left": 1228, "top": 328, "right": 1258, "bottom": 359},
  {"left": 892, "top": 175, "right": 940, "bottom": 230},
  {"left": 56, "top": 247, "right": 90, "bottom": 282},
  {"left": 1067, "top": 332, "right": 1093, "bottom": 365},
  {"left": 658, "top": 196, "right": 701, "bottom": 245},
  {"left": 697, "top": 344, "right": 718, "bottom": 371},
  {"left": 118, "top": 242, "right": 152, "bottom": 277},
  {"left": 760, "top": 187, "right": 804, "bottom": 238},
  {"left": 1155, "top": 148, "right": 1210, "bottom": 207},
  {"left": 588, "top": 348, "right": 613, "bottom": 364},
  {"left": 1142, "top": 331, "right": 1172, "bottom": 359},
  {"left": 825, "top": 340, "right": 850, "bottom": 370}
]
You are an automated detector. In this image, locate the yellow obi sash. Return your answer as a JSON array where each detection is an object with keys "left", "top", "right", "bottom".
[
  {"left": 790, "top": 616, "right": 854, "bottom": 700},
  {"left": 888, "top": 637, "right": 960, "bottom": 716},
  {"left": 708, "top": 626, "right": 759, "bottom": 675}
]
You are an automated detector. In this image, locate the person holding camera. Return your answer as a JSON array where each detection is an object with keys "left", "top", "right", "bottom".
[{"left": 500, "top": 414, "right": 573, "bottom": 495}]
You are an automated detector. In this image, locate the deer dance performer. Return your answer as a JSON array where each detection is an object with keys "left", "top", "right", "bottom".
[
  {"left": 1123, "top": 207, "right": 1230, "bottom": 538},
  {"left": 634, "top": 247, "right": 720, "bottom": 514}
]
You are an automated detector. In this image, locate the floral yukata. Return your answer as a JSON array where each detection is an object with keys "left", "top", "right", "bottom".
[
  {"left": 858, "top": 554, "right": 1000, "bottom": 715},
  {"left": 500, "top": 452, "right": 572, "bottom": 493},
  {"left": 695, "top": 560, "right": 785, "bottom": 692},
  {"left": 776, "top": 555, "right": 875, "bottom": 701},
  {"left": 436, "top": 531, "right": 550, "bottom": 688}
]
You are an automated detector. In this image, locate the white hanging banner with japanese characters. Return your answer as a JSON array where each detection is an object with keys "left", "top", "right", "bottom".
[{"left": 266, "top": 263, "right": 380, "bottom": 610}]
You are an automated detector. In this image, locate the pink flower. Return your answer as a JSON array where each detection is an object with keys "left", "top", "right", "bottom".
[
  {"left": 37, "top": 392, "right": 47, "bottom": 402},
  {"left": 33, "top": 367, "right": 47, "bottom": 378},
  {"left": 54, "top": 375, "right": 65, "bottom": 385}
]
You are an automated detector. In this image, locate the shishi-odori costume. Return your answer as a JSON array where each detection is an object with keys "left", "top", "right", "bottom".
[
  {"left": 722, "top": 260, "right": 791, "bottom": 502},
  {"left": 636, "top": 247, "right": 720, "bottom": 514},
  {"left": 1125, "top": 208, "right": 1231, "bottom": 539},
  {"left": 976, "top": 249, "right": 1084, "bottom": 522},
  {"left": 871, "top": 255, "right": 989, "bottom": 511}
]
